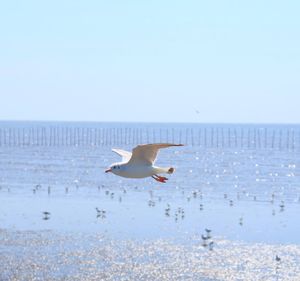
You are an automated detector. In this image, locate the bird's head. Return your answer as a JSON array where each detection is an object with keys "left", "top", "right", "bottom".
[{"left": 105, "top": 163, "right": 124, "bottom": 175}]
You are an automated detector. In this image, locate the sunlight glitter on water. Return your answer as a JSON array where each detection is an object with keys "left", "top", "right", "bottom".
[{"left": 1, "top": 123, "right": 300, "bottom": 280}]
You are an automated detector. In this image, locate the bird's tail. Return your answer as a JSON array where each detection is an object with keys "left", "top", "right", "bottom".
[
  {"left": 167, "top": 167, "right": 175, "bottom": 174},
  {"left": 154, "top": 166, "right": 175, "bottom": 174}
]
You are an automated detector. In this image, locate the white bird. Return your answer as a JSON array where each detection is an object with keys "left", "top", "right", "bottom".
[{"left": 105, "top": 143, "right": 184, "bottom": 183}]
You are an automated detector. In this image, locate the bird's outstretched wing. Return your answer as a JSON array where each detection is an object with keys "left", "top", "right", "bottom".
[
  {"left": 127, "top": 143, "right": 183, "bottom": 165},
  {"left": 112, "top": 149, "right": 132, "bottom": 162}
]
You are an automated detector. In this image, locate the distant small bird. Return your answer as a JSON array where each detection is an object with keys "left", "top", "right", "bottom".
[
  {"left": 205, "top": 229, "right": 212, "bottom": 238},
  {"left": 275, "top": 255, "right": 281, "bottom": 262},
  {"left": 195, "top": 108, "right": 200, "bottom": 114},
  {"left": 105, "top": 143, "right": 184, "bottom": 183},
  {"left": 279, "top": 202, "right": 285, "bottom": 212},
  {"left": 148, "top": 200, "right": 155, "bottom": 207},
  {"left": 201, "top": 234, "right": 209, "bottom": 241},
  {"left": 42, "top": 211, "right": 50, "bottom": 220},
  {"left": 95, "top": 208, "right": 106, "bottom": 218},
  {"left": 201, "top": 235, "right": 209, "bottom": 247},
  {"left": 239, "top": 217, "right": 243, "bottom": 225},
  {"left": 209, "top": 241, "right": 214, "bottom": 251}
]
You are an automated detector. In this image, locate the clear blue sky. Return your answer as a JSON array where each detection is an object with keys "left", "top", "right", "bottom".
[{"left": 0, "top": 0, "right": 299, "bottom": 123}]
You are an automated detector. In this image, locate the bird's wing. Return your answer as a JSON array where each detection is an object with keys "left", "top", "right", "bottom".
[
  {"left": 112, "top": 148, "right": 132, "bottom": 162},
  {"left": 128, "top": 143, "right": 183, "bottom": 165}
]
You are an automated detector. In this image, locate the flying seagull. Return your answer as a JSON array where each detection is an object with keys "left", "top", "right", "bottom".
[{"left": 105, "top": 143, "right": 184, "bottom": 183}]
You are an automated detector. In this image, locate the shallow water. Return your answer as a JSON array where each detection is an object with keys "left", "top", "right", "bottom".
[
  {"left": 1, "top": 229, "right": 300, "bottom": 281},
  {"left": 1, "top": 122, "right": 300, "bottom": 280}
]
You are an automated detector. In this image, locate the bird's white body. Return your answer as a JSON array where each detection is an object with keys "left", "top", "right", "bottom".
[
  {"left": 110, "top": 164, "right": 169, "bottom": 178},
  {"left": 105, "top": 143, "right": 183, "bottom": 183}
]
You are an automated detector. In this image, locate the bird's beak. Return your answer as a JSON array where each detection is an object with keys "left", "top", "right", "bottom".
[{"left": 105, "top": 168, "right": 112, "bottom": 173}]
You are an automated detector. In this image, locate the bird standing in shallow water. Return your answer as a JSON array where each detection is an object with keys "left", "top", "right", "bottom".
[{"left": 105, "top": 143, "right": 184, "bottom": 183}]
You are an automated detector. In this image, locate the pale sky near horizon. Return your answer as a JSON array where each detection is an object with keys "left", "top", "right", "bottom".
[{"left": 0, "top": 0, "right": 300, "bottom": 123}]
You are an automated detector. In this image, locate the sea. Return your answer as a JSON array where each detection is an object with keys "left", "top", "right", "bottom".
[{"left": 1, "top": 121, "right": 300, "bottom": 280}]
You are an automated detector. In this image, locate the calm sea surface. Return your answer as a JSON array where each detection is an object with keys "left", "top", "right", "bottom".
[
  {"left": 1, "top": 121, "right": 300, "bottom": 280},
  {"left": 1, "top": 121, "right": 299, "bottom": 242}
]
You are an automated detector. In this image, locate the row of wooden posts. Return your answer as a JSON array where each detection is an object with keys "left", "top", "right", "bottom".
[{"left": 0, "top": 127, "right": 299, "bottom": 150}]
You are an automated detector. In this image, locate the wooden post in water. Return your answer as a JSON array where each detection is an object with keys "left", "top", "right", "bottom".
[
  {"left": 291, "top": 129, "right": 295, "bottom": 151},
  {"left": 178, "top": 129, "right": 181, "bottom": 145},
  {"left": 240, "top": 128, "right": 244, "bottom": 148},
  {"left": 172, "top": 128, "right": 175, "bottom": 144},
  {"left": 198, "top": 128, "right": 201, "bottom": 147},
  {"left": 286, "top": 129, "right": 290, "bottom": 150},
  {"left": 257, "top": 129, "right": 261, "bottom": 149},
  {"left": 228, "top": 128, "right": 231, "bottom": 148},
  {"left": 17, "top": 128, "right": 20, "bottom": 146},
  {"left": 185, "top": 128, "right": 188, "bottom": 145},
  {"left": 264, "top": 128, "right": 267, "bottom": 149},
  {"left": 79, "top": 127, "right": 82, "bottom": 146},
  {"left": 279, "top": 130, "right": 282, "bottom": 150},
  {"left": 100, "top": 128, "right": 103, "bottom": 146},
  {"left": 8, "top": 128, "right": 11, "bottom": 147},
  {"left": 221, "top": 128, "right": 224, "bottom": 148},
  {"left": 166, "top": 129, "right": 169, "bottom": 144},
  {"left": 10, "top": 128, "right": 13, "bottom": 146},
  {"left": 271, "top": 129, "right": 275, "bottom": 149},
  {"left": 234, "top": 128, "right": 237, "bottom": 148},
  {"left": 74, "top": 127, "right": 77, "bottom": 146},
  {"left": 253, "top": 129, "right": 256, "bottom": 149}
]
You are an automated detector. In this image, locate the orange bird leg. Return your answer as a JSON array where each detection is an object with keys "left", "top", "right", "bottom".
[{"left": 152, "top": 175, "right": 168, "bottom": 183}]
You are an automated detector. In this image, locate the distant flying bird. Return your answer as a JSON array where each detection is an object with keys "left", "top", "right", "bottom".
[
  {"left": 195, "top": 108, "right": 200, "bottom": 114},
  {"left": 105, "top": 143, "right": 184, "bottom": 183}
]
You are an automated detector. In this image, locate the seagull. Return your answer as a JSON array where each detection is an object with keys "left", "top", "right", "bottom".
[{"left": 105, "top": 143, "right": 184, "bottom": 183}]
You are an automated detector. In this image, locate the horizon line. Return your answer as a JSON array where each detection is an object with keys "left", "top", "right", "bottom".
[{"left": 0, "top": 119, "right": 300, "bottom": 126}]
